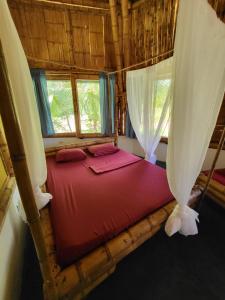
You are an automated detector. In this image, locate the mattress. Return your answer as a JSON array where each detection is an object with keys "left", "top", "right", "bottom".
[
  {"left": 204, "top": 168, "right": 225, "bottom": 186},
  {"left": 47, "top": 149, "right": 173, "bottom": 267}
]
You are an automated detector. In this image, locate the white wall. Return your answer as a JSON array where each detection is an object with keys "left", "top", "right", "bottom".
[
  {"left": 43, "top": 136, "right": 225, "bottom": 171},
  {"left": 117, "top": 136, "right": 168, "bottom": 161},
  {"left": 0, "top": 186, "right": 26, "bottom": 300},
  {"left": 118, "top": 136, "right": 225, "bottom": 171}
]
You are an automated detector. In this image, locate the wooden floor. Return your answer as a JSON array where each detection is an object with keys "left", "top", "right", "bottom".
[{"left": 20, "top": 196, "right": 225, "bottom": 300}]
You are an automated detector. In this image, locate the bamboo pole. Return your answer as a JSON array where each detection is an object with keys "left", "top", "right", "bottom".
[
  {"left": 121, "top": 0, "right": 130, "bottom": 135},
  {"left": 0, "top": 42, "right": 58, "bottom": 300},
  {"left": 121, "top": 0, "right": 130, "bottom": 67},
  {"left": 109, "top": 0, "right": 123, "bottom": 138},
  {"left": 108, "top": 49, "right": 173, "bottom": 75},
  {"left": 109, "top": 0, "right": 123, "bottom": 89},
  {"left": 200, "top": 126, "right": 225, "bottom": 202},
  {"left": 26, "top": 49, "right": 174, "bottom": 76},
  {"left": 11, "top": 0, "right": 110, "bottom": 11}
]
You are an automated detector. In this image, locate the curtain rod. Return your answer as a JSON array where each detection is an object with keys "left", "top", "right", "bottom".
[
  {"left": 32, "top": 0, "right": 110, "bottom": 11},
  {"left": 108, "top": 49, "right": 174, "bottom": 75},
  {"left": 27, "top": 56, "right": 108, "bottom": 73},
  {"left": 27, "top": 49, "right": 174, "bottom": 75}
]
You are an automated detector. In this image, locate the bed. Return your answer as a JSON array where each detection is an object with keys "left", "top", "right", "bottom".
[
  {"left": 197, "top": 169, "right": 225, "bottom": 208},
  {"left": 40, "top": 142, "right": 200, "bottom": 299},
  {"left": 47, "top": 148, "right": 174, "bottom": 267}
]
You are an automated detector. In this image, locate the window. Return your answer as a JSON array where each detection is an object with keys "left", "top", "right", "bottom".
[
  {"left": 77, "top": 80, "right": 101, "bottom": 134},
  {"left": 46, "top": 80, "right": 75, "bottom": 134},
  {"left": 45, "top": 74, "right": 102, "bottom": 137}
]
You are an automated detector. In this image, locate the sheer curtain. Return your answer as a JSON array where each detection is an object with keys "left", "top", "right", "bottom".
[
  {"left": 165, "top": 0, "right": 225, "bottom": 236},
  {"left": 0, "top": 0, "right": 52, "bottom": 210},
  {"left": 126, "top": 57, "right": 172, "bottom": 164}
]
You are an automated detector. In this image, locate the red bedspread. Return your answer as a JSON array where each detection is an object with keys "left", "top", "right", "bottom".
[
  {"left": 204, "top": 168, "right": 225, "bottom": 186},
  {"left": 47, "top": 150, "right": 173, "bottom": 267}
]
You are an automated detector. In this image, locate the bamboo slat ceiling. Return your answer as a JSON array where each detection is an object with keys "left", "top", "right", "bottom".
[
  {"left": 8, "top": 0, "right": 181, "bottom": 71},
  {"left": 9, "top": 0, "right": 224, "bottom": 71},
  {"left": 8, "top": 0, "right": 115, "bottom": 71}
]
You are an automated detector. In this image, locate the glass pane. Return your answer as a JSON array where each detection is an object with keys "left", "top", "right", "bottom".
[
  {"left": 77, "top": 80, "right": 101, "bottom": 134},
  {"left": 46, "top": 80, "right": 75, "bottom": 133}
]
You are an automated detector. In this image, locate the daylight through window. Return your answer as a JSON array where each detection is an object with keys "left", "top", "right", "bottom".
[
  {"left": 47, "top": 80, "right": 75, "bottom": 134},
  {"left": 77, "top": 80, "right": 101, "bottom": 134}
]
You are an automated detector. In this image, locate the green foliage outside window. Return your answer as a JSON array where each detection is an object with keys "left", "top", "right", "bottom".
[
  {"left": 46, "top": 79, "right": 101, "bottom": 135},
  {"left": 77, "top": 80, "right": 101, "bottom": 134},
  {"left": 47, "top": 80, "right": 75, "bottom": 133}
]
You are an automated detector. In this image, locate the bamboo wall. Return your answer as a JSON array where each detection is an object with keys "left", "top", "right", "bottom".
[
  {"left": 7, "top": 0, "right": 225, "bottom": 142},
  {"left": 130, "top": 0, "right": 177, "bottom": 66},
  {"left": 8, "top": 0, "right": 179, "bottom": 71},
  {"left": 8, "top": 0, "right": 116, "bottom": 71}
]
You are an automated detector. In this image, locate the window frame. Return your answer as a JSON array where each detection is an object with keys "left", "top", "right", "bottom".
[{"left": 45, "top": 72, "right": 104, "bottom": 139}]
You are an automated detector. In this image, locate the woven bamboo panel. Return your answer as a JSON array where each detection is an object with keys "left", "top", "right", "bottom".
[
  {"left": 8, "top": 0, "right": 116, "bottom": 71},
  {"left": 40, "top": 200, "right": 177, "bottom": 299},
  {"left": 130, "top": 0, "right": 178, "bottom": 66}
]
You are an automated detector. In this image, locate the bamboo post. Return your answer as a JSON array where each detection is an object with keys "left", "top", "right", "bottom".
[
  {"left": 109, "top": 0, "right": 123, "bottom": 138},
  {"left": 121, "top": 0, "right": 130, "bottom": 68},
  {"left": 0, "top": 42, "right": 58, "bottom": 300},
  {"left": 200, "top": 126, "right": 225, "bottom": 203},
  {"left": 109, "top": 0, "right": 123, "bottom": 91},
  {"left": 121, "top": 0, "right": 130, "bottom": 135}
]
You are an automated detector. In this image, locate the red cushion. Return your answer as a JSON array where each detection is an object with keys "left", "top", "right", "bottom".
[
  {"left": 87, "top": 143, "right": 119, "bottom": 157},
  {"left": 56, "top": 148, "right": 87, "bottom": 163}
]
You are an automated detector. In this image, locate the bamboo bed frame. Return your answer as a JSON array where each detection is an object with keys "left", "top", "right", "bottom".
[
  {"left": 40, "top": 195, "right": 177, "bottom": 299},
  {"left": 42, "top": 138, "right": 201, "bottom": 299},
  {"left": 0, "top": 39, "right": 201, "bottom": 299},
  {"left": 197, "top": 174, "right": 225, "bottom": 209}
]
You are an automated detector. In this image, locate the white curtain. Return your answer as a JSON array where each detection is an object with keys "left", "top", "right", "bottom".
[
  {"left": 126, "top": 58, "right": 172, "bottom": 164},
  {"left": 165, "top": 0, "right": 225, "bottom": 236},
  {"left": 0, "top": 0, "right": 52, "bottom": 210}
]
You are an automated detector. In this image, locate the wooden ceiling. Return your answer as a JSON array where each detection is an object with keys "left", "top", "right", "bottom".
[
  {"left": 8, "top": 0, "right": 115, "bottom": 71},
  {"left": 8, "top": 0, "right": 180, "bottom": 72}
]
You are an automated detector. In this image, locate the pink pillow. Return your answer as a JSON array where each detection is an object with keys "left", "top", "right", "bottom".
[
  {"left": 56, "top": 148, "right": 87, "bottom": 162},
  {"left": 87, "top": 143, "right": 119, "bottom": 157}
]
